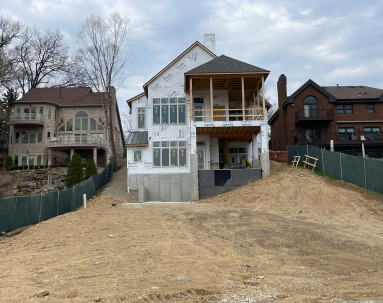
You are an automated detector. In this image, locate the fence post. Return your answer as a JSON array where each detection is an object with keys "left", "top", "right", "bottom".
[
  {"left": 340, "top": 153, "right": 343, "bottom": 181},
  {"left": 363, "top": 159, "right": 367, "bottom": 190}
]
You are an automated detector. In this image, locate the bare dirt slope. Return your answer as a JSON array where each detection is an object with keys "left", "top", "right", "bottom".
[{"left": 1, "top": 162, "right": 382, "bottom": 303}]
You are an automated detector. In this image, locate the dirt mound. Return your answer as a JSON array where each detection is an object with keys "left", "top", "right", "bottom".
[{"left": 0, "top": 161, "right": 382, "bottom": 302}]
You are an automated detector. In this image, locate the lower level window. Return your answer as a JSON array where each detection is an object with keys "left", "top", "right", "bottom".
[
  {"left": 305, "top": 128, "right": 321, "bottom": 143},
  {"left": 134, "top": 150, "right": 142, "bottom": 162},
  {"left": 338, "top": 127, "right": 355, "bottom": 141},
  {"left": 153, "top": 141, "right": 186, "bottom": 167}
]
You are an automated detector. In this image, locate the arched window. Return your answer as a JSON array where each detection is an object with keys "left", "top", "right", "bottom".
[
  {"left": 303, "top": 96, "right": 318, "bottom": 118},
  {"left": 75, "top": 111, "right": 88, "bottom": 130}
]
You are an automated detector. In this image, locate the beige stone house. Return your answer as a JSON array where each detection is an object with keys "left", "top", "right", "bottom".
[{"left": 8, "top": 87, "right": 124, "bottom": 167}]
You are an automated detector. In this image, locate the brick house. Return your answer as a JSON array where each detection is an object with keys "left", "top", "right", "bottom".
[
  {"left": 8, "top": 87, "right": 124, "bottom": 167},
  {"left": 269, "top": 74, "right": 383, "bottom": 157},
  {"left": 126, "top": 35, "right": 271, "bottom": 202}
]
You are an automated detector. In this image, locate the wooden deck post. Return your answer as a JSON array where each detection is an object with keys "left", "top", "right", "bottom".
[
  {"left": 262, "top": 76, "right": 266, "bottom": 120},
  {"left": 241, "top": 77, "right": 245, "bottom": 120},
  {"left": 257, "top": 87, "right": 260, "bottom": 120},
  {"left": 210, "top": 77, "right": 213, "bottom": 121},
  {"left": 190, "top": 77, "right": 193, "bottom": 121}
]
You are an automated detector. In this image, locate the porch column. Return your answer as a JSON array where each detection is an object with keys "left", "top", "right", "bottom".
[
  {"left": 252, "top": 132, "right": 259, "bottom": 168},
  {"left": 257, "top": 87, "right": 260, "bottom": 120},
  {"left": 210, "top": 77, "right": 213, "bottom": 121},
  {"left": 48, "top": 149, "right": 52, "bottom": 166},
  {"left": 260, "top": 122, "right": 270, "bottom": 177},
  {"left": 190, "top": 122, "right": 199, "bottom": 201},
  {"left": 262, "top": 75, "right": 266, "bottom": 120},
  {"left": 93, "top": 147, "right": 97, "bottom": 166},
  {"left": 70, "top": 148, "right": 74, "bottom": 160},
  {"left": 241, "top": 77, "right": 245, "bottom": 120},
  {"left": 190, "top": 77, "right": 193, "bottom": 121}
]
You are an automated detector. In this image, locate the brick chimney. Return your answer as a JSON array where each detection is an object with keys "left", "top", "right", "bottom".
[{"left": 277, "top": 74, "right": 287, "bottom": 108}]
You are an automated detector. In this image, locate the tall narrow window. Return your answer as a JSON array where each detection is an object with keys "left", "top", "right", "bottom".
[
  {"left": 29, "top": 131, "right": 36, "bottom": 143},
  {"left": 153, "top": 98, "right": 160, "bottom": 125},
  {"left": 178, "top": 98, "right": 186, "bottom": 124},
  {"left": 48, "top": 107, "right": 51, "bottom": 119},
  {"left": 161, "top": 141, "right": 169, "bottom": 166},
  {"left": 137, "top": 107, "right": 145, "bottom": 129},
  {"left": 134, "top": 150, "right": 142, "bottom": 162},
  {"left": 22, "top": 131, "right": 28, "bottom": 143},
  {"left": 14, "top": 155, "right": 18, "bottom": 166},
  {"left": 38, "top": 131, "right": 42, "bottom": 143},
  {"left": 153, "top": 142, "right": 161, "bottom": 166},
  {"left": 15, "top": 132, "right": 20, "bottom": 143},
  {"left": 161, "top": 98, "right": 169, "bottom": 124}
]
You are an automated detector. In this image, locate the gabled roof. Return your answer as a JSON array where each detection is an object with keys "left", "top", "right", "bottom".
[
  {"left": 14, "top": 87, "right": 103, "bottom": 107},
  {"left": 126, "top": 131, "right": 149, "bottom": 147},
  {"left": 323, "top": 86, "right": 383, "bottom": 101},
  {"left": 126, "top": 92, "right": 145, "bottom": 109},
  {"left": 142, "top": 41, "right": 217, "bottom": 96},
  {"left": 185, "top": 55, "right": 270, "bottom": 75},
  {"left": 282, "top": 79, "right": 336, "bottom": 107}
]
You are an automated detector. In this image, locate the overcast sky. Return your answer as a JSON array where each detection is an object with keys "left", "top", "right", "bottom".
[{"left": 3, "top": 0, "right": 383, "bottom": 113}]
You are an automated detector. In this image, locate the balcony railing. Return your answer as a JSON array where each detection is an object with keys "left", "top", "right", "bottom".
[
  {"left": 191, "top": 106, "right": 265, "bottom": 122},
  {"left": 293, "top": 131, "right": 383, "bottom": 147},
  {"left": 10, "top": 113, "right": 45, "bottom": 124},
  {"left": 47, "top": 137, "right": 109, "bottom": 149},
  {"left": 294, "top": 109, "right": 334, "bottom": 124}
]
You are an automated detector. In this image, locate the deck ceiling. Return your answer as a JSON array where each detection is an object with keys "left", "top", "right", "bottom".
[{"left": 197, "top": 126, "right": 260, "bottom": 142}]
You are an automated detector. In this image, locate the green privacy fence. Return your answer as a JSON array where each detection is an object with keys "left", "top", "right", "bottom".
[
  {"left": 0, "top": 157, "right": 114, "bottom": 233},
  {"left": 288, "top": 145, "right": 383, "bottom": 194}
]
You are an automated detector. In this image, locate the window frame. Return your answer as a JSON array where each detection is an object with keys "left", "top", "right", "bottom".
[
  {"left": 152, "top": 140, "right": 187, "bottom": 167},
  {"left": 337, "top": 104, "right": 353, "bottom": 114},
  {"left": 367, "top": 104, "right": 375, "bottom": 114},
  {"left": 152, "top": 97, "right": 186, "bottom": 125}
]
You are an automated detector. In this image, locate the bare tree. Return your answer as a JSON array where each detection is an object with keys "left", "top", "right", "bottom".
[
  {"left": 76, "top": 13, "right": 131, "bottom": 169},
  {"left": 12, "top": 27, "right": 71, "bottom": 94},
  {"left": 0, "top": 16, "right": 23, "bottom": 88}
]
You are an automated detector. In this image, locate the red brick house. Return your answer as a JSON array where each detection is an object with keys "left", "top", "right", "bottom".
[{"left": 269, "top": 74, "right": 383, "bottom": 157}]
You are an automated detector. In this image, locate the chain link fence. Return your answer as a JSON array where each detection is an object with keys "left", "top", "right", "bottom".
[
  {"left": 288, "top": 145, "right": 383, "bottom": 194},
  {"left": 0, "top": 158, "right": 114, "bottom": 233}
]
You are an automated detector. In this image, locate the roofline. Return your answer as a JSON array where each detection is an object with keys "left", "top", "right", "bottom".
[
  {"left": 282, "top": 79, "right": 337, "bottom": 107},
  {"left": 268, "top": 109, "right": 279, "bottom": 125},
  {"left": 184, "top": 71, "right": 270, "bottom": 77},
  {"left": 143, "top": 41, "right": 217, "bottom": 96},
  {"left": 10, "top": 101, "right": 103, "bottom": 107},
  {"left": 126, "top": 92, "right": 146, "bottom": 108}
]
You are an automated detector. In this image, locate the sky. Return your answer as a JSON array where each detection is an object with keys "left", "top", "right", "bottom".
[{"left": 3, "top": 0, "right": 383, "bottom": 114}]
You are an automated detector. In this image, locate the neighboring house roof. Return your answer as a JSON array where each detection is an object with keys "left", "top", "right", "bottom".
[
  {"left": 14, "top": 87, "right": 104, "bottom": 107},
  {"left": 185, "top": 55, "right": 270, "bottom": 75},
  {"left": 126, "top": 131, "right": 149, "bottom": 147},
  {"left": 323, "top": 86, "right": 383, "bottom": 101},
  {"left": 126, "top": 92, "right": 145, "bottom": 109},
  {"left": 282, "top": 79, "right": 337, "bottom": 107},
  {"left": 142, "top": 41, "right": 217, "bottom": 96},
  {"left": 268, "top": 109, "right": 279, "bottom": 125}
]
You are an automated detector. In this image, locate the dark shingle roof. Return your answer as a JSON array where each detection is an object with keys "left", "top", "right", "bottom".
[
  {"left": 126, "top": 131, "right": 148, "bottom": 146},
  {"left": 185, "top": 55, "right": 269, "bottom": 74},
  {"left": 323, "top": 86, "right": 383, "bottom": 100},
  {"left": 15, "top": 87, "right": 104, "bottom": 106}
]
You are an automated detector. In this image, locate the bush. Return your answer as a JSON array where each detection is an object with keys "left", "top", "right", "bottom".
[
  {"left": 66, "top": 153, "right": 84, "bottom": 187},
  {"left": 5, "top": 155, "right": 13, "bottom": 170},
  {"left": 84, "top": 159, "right": 97, "bottom": 179}
]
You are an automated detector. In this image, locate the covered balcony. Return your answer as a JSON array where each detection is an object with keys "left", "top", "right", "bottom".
[
  {"left": 9, "top": 112, "right": 44, "bottom": 127},
  {"left": 294, "top": 109, "right": 334, "bottom": 125},
  {"left": 46, "top": 135, "right": 109, "bottom": 150},
  {"left": 184, "top": 55, "right": 270, "bottom": 124}
]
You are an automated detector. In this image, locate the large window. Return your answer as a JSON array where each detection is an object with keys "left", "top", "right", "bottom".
[
  {"left": 153, "top": 98, "right": 186, "bottom": 125},
  {"left": 153, "top": 141, "right": 186, "bottom": 167},
  {"left": 364, "top": 127, "right": 380, "bottom": 140},
  {"left": 337, "top": 104, "right": 353, "bottom": 114},
  {"left": 303, "top": 96, "right": 318, "bottom": 118},
  {"left": 338, "top": 127, "right": 355, "bottom": 141}
]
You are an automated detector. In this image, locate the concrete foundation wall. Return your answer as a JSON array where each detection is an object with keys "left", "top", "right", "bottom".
[
  {"left": 128, "top": 172, "right": 192, "bottom": 202},
  {"left": 198, "top": 169, "right": 262, "bottom": 200}
]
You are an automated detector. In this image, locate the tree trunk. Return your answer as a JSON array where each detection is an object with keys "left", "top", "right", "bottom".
[{"left": 106, "top": 91, "right": 119, "bottom": 171}]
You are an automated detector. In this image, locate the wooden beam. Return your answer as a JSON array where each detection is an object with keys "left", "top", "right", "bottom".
[
  {"left": 257, "top": 87, "right": 260, "bottom": 120},
  {"left": 262, "top": 75, "right": 266, "bottom": 120},
  {"left": 210, "top": 77, "right": 213, "bottom": 121},
  {"left": 190, "top": 77, "right": 193, "bottom": 121},
  {"left": 241, "top": 77, "right": 245, "bottom": 120}
]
